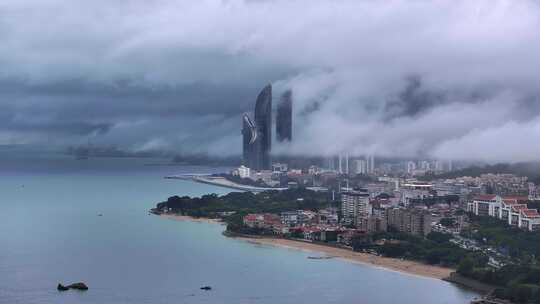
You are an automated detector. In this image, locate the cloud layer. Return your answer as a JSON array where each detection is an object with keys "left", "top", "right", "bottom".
[{"left": 1, "top": 0, "right": 540, "bottom": 162}]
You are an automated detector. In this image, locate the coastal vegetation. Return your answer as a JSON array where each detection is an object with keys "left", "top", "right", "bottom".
[
  {"left": 456, "top": 214, "right": 540, "bottom": 303},
  {"left": 352, "top": 231, "right": 487, "bottom": 268},
  {"left": 154, "top": 188, "right": 337, "bottom": 229},
  {"left": 153, "top": 189, "right": 540, "bottom": 303}
]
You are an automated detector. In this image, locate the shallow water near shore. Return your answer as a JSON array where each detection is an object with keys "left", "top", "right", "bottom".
[{"left": 0, "top": 155, "right": 479, "bottom": 304}]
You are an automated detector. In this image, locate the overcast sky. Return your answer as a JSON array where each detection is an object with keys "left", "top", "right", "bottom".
[{"left": 1, "top": 0, "right": 540, "bottom": 162}]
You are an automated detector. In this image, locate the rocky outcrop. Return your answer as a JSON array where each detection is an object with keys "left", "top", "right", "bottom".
[{"left": 57, "top": 282, "right": 88, "bottom": 291}]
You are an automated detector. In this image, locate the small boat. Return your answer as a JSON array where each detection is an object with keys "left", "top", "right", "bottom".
[{"left": 307, "top": 256, "right": 333, "bottom": 260}]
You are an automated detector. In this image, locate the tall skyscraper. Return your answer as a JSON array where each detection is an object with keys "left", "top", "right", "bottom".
[
  {"left": 254, "top": 84, "right": 272, "bottom": 170},
  {"left": 276, "top": 90, "right": 292, "bottom": 142},
  {"left": 242, "top": 85, "right": 273, "bottom": 171}
]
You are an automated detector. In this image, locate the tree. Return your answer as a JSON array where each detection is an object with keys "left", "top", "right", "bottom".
[
  {"left": 457, "top": 257, "right": 474, "bottom": 276},
  {"left": 439, "top": 217, "right": 456, "bottom": 228},
  {"left": 427, "top": 232, "right": 451, "bottom": 243}
]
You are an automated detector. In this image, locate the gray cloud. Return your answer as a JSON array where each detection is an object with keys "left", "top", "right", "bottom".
[{"left": 1, "top": 0, "right": 540, "bottom": 161}]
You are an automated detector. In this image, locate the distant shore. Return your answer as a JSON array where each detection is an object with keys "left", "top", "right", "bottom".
[
  {"left": 156, "top": 213, "right": 454, "bottom": 280},
  {"left": 164, "top": 174, "right": 327, "bottom": 193},
  {"left": 164, "top": 175, "right": 283, "bottom": 192}
]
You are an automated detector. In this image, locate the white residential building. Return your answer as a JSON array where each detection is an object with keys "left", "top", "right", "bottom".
[
  {"left": 467, "top": 195, "right": 540, "bottom": 231},
  {"left": 237, "top": 165, "right": 251, "bottom": 178},
  {"left": 399, "top": 183, "right": 433, "bottom": 206},
  {"left": 341, "top": 190, "right": 372, "bottom": 226}
]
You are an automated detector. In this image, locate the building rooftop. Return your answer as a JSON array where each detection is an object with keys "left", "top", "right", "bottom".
[
  {"left": 502, "top": 195, "right": 529, "bottom": 202},
  {"left": 522, "top": 209, "right": 540, "bottom": 218},
  {"left": 511, "top": 204, "right": 528, "bottom": 212},
  {"left": 473, "top": 194, "right": 497, "bottom": 201}
]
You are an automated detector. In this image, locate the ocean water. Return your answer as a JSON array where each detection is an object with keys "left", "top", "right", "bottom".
[{"left": 0, "top": 155, "right": 479, "bottom": 304}]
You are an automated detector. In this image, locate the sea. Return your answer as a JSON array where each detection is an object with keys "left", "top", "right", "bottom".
[{"left": 0, "top": 151, "right": 479, "bottom": 304}]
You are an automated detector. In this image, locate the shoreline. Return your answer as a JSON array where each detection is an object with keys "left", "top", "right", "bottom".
[
  {"left": 155, "top": 213, "right": 454, "bottom": 280},
  {"left": 158, "top": 213, "right": 225, "bottom": 225},
  {"left": 230, "top": 234, "right": 454, "bottom": 280}
]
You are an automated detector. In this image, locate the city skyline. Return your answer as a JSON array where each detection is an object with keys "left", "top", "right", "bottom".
[
  {"left": 5, "top": 2, "right": 540, "bottom": 304},
  {"left": 1, "top": 1, "right": 540, "bottom": 163}
]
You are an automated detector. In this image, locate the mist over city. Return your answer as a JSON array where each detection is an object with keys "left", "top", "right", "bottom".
[
  {"left": 6, "top": 2, "right": 540, "bottom": 304},
  {"left": 1, "top": 0, "right": 540, "bottom": 162}
]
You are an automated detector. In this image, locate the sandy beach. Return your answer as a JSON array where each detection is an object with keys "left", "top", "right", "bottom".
[
  {"left": 234, "top": 236, "right": 454, "bottom": 280},
  {"left": 156, "top": 214, "right": 454, "bottom": 280}
]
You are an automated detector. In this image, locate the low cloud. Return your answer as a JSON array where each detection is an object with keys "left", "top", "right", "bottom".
[{"left": 0, "top": 0, "right": 539, "bottom": 162}]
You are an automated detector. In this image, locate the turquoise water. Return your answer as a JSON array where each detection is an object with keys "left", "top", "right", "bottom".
[{"left": 0, "top": 156, "right": 478, "bottom": 304}]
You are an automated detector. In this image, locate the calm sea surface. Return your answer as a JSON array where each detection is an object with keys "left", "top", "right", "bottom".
[{"left": 0, "top": 154, "right": 479, "bottom": 304}]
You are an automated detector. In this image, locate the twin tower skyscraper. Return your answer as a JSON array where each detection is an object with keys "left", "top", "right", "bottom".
[{"left": 242, "top": 84, "right": 292, "bottom": 171}]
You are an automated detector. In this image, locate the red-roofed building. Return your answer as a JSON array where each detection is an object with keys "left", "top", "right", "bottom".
[
  {"left": 243, "top": 214, "right": 264, "bottom": 228},
  {"left": 243, "top": 213, "right": 281, "bottom": 229},
  {"left": 520, "top": 209, "right": 540, "bottom": 231},
  {"left": 468, "top": 194, "right": 540, "bottom": 231}
]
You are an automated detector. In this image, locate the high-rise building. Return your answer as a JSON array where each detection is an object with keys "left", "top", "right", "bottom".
[
  {"left": 276, "top": 90, "right": 292, "bottom": 142},
  {"left": 242, "top": 85, "right": 273, "bottom": 171},
  {"left": 365, "top": 154, "right": 375, "bottom": 174},
  {"left": 345, "top": 153, "right": 349, "bottom": 175},
  {"left": 355, "top": 159, "right": 367, "bottom": 175},
  {"left": 338, "top": 154, "right": 349, "bottom": 174},
  {"left": 386, "top": 208, "right": 431, "bottom": 237},
  {"left": 254, "top": 84, "right": 272, "bottom": 170},
  {"left": 341, "top": 189, "right": 372, "bottom": 226}
]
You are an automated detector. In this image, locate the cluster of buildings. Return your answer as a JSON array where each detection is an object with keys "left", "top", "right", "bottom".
[
  {"left": 406, "top": 160, "right": 452, "bottom": 176},
  {"left": 242, "top": 187, "right": 433, "bottom": 245},
  {"left": 243, "top": 208, "right": 341, "bottom": 241},
  {"left": 429, "top": 173, "right": 539, "bottom": 201},
  {"left": 325, "top": 154, "right": 375, "bottom": 175},
  {"left": 237, "top": 86, "right": 540, "bottom": 237},
  {"left": 340, "top": 189, "right": 432, "bottom": 236}
]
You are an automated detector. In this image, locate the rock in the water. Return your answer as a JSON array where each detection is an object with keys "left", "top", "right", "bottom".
[
  {"left": 57, "top": 282, "right": 88, "bottom": 291},
  {"left": 67, "top": 282, "right": 88, "bottom": 290},
  {"left": 200, "top": 286, "right": 212, "bottom": 291}
]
